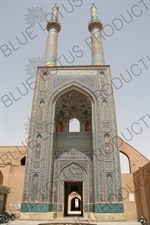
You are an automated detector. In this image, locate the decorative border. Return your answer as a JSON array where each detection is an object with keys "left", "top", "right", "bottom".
[
  {"left": 21, "top": 203, "right": 57, "bottom": 212},
  {"left": 92, "top": 203, "right": 124, "bottom": 213}
]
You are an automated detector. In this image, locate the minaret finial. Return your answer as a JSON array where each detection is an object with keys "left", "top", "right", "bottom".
[
  {"left": 88, "top": 5, "right": 105, "bottom": 65},
  {"left": 44, "top": 5, "right": 61, "bottom": 66}
]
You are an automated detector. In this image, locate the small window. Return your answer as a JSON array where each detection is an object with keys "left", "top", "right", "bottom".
[
  {"left": 69, "top": 118, "right": 80, "bottom": 132},
  {"left": 20, "top": 157, "right": 26, "bottom": 166}
]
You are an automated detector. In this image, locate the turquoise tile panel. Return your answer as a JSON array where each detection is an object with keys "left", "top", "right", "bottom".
[
  {"left": 94, "top": 203, "right": 124, "bottom": 213},
  {"left": 21, "top": 203, "right": 48, "bottom": 212}
]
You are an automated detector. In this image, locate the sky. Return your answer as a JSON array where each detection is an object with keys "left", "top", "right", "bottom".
[{"left": 0, "top": 0, "right": 150, "bottom": 166}]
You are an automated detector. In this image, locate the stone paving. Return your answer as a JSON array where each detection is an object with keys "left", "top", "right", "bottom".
[{"left": 7, "top": 219, "right": 141, "bottom": 225}]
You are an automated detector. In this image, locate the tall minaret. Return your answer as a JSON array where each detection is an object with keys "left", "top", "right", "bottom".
[
  {"left": 44, "top": 4, "right": 61, "bottom": 66},
  {"left": 88, "top": 4, "right": 105, "bottom": 65}
]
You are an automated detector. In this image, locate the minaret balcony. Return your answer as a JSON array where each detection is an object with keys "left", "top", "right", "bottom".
[
  {"left": 46, "top": 20, "right": 61, "bottom": 32},
  {"left": 88, "top": 19, "right": 103, "bottom": 31}
]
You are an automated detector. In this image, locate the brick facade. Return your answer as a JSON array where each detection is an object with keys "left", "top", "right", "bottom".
[{"left": 134, "top": 162, "right": 150, "bottom": 224}]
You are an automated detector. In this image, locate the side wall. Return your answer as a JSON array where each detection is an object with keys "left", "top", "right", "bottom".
[
  {"left": 121, "top": 174, "right": 137, "bottom": 221},
  {"left": 7, "top": 166, "right": 25, "bottom": 214},
  {"left": 118, "top": 138, "right": 149, "bottom": 221},
  {"left": 133, "top": 162, "right": 150, "bottom": 224},
  {"left": 0, "top": 146, "right": 26, "bottom": 215}
]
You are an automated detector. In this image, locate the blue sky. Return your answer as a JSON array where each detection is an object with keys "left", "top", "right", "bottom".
[{"left": 0, "top": 0, "right": 150, "bottom": 163}]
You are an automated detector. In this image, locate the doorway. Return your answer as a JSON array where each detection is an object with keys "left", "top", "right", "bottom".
[
  {"left": 64, "top": 181, "right": 83, "bottom": 216},
  {"left": 0, "top": 194, "right": 7, "bottom": 213}
]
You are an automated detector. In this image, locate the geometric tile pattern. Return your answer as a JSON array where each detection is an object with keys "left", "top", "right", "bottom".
[{"left": 21, "top": 66, "right": 123, "bottom": 213}]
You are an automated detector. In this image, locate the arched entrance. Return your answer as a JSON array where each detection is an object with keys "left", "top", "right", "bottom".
[
  {"left": 70, "top": 196, "right": 81, "bottom": 211},
  {"left": 64, "top": 181, "right": 83, "bottom": 216},
  {"left": 52, "top": 87, "right": 93, "bottom": 215}
]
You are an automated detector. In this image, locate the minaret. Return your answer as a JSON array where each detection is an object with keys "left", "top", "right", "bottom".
[
  {"left": 88, "top": 4, "right": 105, "bottom": 65},
  {"left": 44, "top": 4, "right": 61, "bottom": 66}
]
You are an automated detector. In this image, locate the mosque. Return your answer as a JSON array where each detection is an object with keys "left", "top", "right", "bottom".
[{"left": 0, "top": 4, "right": 149, "bottom": 223}]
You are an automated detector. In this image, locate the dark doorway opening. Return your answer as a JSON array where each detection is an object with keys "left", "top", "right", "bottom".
[
  {"left": 64, "top": 181, "right": 83, "bottom": 216},
  {"left": 0, "top": 194, "right": 7, "bottom": 213}
]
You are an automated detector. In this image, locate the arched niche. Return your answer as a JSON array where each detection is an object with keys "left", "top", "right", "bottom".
[
  {"left": 58, "top": 121, "right": 63, "bottom": 132},
  {"left": 55, "top": 89, "right": 92, "bottom": 133},
  {"left": 85, "top": 121, "right": 91, "bottom": 132}
]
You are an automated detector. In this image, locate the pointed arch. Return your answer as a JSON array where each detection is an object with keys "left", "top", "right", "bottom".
[
  {"left": 46, "top": 83, "right": 98, "bottom": 139},
  {"left": 119, "top": 152, "right": 131, "bottom": 174},
  {"left": 48, "top": 82, "right": 96, "bottom": 106},
  {"left": 46, "top": 82, "right": 98, "bottom": 194},
  {"left": 68, "top": 192, "right": 81, "bottom": 212},
  {"left": 60, "top": 162, "right": 87, "bottom": 176}
]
